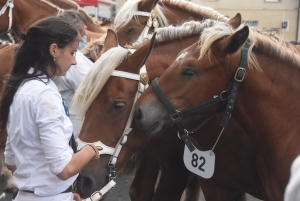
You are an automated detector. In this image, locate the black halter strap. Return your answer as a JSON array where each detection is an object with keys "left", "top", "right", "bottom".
[{"left": 152, "top": 46, "right": 249, "bottom": 152}]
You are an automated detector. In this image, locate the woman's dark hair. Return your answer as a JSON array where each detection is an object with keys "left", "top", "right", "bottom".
[{"left": 0, "top": 16, "right": 78, "bottom": 131}]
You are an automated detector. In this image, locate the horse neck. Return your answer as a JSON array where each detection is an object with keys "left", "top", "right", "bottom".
[
  {"left": 145, "top": 35, "right": 200, "bottom": 79},
  {"left": 11, "top": 0, "right": 61, "bottom": 37},
  {"left": 46, "top": 0, "right": 107, "bottom": 33},
  {"left": 231, "top": 53, "right": 300, "bottom": 167}
]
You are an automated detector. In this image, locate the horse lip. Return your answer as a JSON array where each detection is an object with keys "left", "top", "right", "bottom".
[{"left": 144, "top": 122, "right": 159, "bottom": 134}]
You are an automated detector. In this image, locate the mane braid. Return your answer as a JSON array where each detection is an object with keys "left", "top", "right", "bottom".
[
  {"left": 127, "top": 19, "right": 218, "bottom": 49},
  {"left": 71, "top": 47, "right": 129, "bottom": 118},
  {"left": 199, "top": 22, "right": 300, "bottom": 71},
  {"left": 43, "top": 0, "right": 98, "bottom": 24},
  {"left": 39, "top": 0, "right": 64, "bottom": 13},
  {"left": 58, "top": 0, "right": 97, "bottom": 22},
  {"left": 114, "top": 0, "right": 169, "bottom": 30},
  {"left": 161, "top": 0, "right": 229, "bottom": 22}
]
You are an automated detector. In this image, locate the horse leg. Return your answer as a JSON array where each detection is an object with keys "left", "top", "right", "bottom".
[
  {"left": 129, "top": 148, "right": 160, "bottom": 201},
  {"left": 181, "top": 173, "right": 201, "bottom": 201},
  {"left": 150, "top": 133, "right": 191, "bottom": 201},
  {"left": 197, "top": 176, "right": 246, "bottom": 201}
]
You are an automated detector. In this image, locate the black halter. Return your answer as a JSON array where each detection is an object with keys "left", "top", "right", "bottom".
[{"left": 152, "top": 46, "right": 249, "bottom": 152}]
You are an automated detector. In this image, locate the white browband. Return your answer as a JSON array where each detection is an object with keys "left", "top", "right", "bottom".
[
  {"left": 111, "top": 70, "right": 140, "bottom": 80},
  {"left": 132, "top": 11, "right": 151, "bottom": 17}
]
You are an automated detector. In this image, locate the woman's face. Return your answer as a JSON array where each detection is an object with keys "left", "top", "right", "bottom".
[{"left": 55, "top": 41, "right": 78, "bottom": 76}]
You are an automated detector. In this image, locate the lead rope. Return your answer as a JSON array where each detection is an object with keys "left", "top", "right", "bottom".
[{"left": 0, "top": 0, "right": 15, "bottom": 43}]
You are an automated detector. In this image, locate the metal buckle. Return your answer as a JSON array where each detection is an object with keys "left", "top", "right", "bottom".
[
  {"left": 177, "top": 129, "right": 190, "bottom": 139},
  {"left": 170, "top": 110, "right": 182, "bottom": 122},
  {"left": 234, "top": 67, "right": 246, "bottom": 82},
  {"left": 90, "top": 191, "right": 103, "bottom": 201}
]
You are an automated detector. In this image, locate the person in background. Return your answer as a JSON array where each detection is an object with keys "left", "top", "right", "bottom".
[
  {"left": 55, "top": 10, "right": 93, "bottom": 138},
  {"left": 0, "top": 16, "right": 99, "bottom": 201}
]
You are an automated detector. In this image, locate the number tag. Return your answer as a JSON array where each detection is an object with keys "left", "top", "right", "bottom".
[{"left": 183, "top": 145, "right": 215, "bottom": 179}]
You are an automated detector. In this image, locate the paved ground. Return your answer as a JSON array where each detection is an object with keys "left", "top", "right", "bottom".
[
  {"left": 0, "top": 173, "right": 263, "bottom": 201},
  {"left": 0, "top": 173, "right": 134, "bottom": 201}
]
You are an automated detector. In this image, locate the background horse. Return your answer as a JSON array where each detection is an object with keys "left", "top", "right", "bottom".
[
  {"left": 114, "top": 0, "right": 229, "bottom": 46},
  {"left": 72, "top": 18, "right": 266, "bottom": 201},
  {"left": 0, "top": 0, "right": 106, "bottom": 42},
  {"left": 134, "top": 15, "right": 300, "bottom": 201}
]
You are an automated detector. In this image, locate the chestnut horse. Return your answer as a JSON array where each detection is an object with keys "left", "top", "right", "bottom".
[
  {"left": 134, "top": 16, "right": 300, "bottom": 201},
  {"left": 114, "top": 0, "right": 229, "bottom": 46},
  {"left": 72, "top": 18, "right": 266, "bottom": 201},
  {"left": 0, "top": 0, "right": 106, "bottom": 43}
]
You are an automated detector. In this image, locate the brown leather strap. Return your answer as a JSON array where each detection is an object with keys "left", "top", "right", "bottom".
[{"left": 17, "top": 185, "right": 72, "bottom": 197}]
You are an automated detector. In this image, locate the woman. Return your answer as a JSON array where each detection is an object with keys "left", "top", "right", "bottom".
[
  {"left": 55, "top": 10, "right": 94, "bottom": 138},
  {"left": 0, "top": 16, "right": 100, "bottom": 201}
]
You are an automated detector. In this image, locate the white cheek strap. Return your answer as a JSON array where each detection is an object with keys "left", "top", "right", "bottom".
[
  {"left": 132, "top": 10, "right": 160, "bottom": 41},
  {"left": 0, "top": 0, "right": 15, "bottom": 44}
]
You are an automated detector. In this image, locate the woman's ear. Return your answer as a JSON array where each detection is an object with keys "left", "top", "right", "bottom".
[{"left": 49, "top": 43, "right": 59, "bottom": 58}]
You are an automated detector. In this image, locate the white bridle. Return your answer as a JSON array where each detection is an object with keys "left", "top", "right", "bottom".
[
  {"left": 132, "top": 10, "right": 160, "bottom": 42},
  {"left": 77, "top": 50, "right": 149, "bottom": 201},
  {"left": 0, "top": 0, "right": 14, "bottom": 44}
]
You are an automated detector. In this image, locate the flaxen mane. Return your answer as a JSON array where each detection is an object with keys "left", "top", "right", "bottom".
[
  {"left": 81, "top": 34, "right": 107, "bottom": 59},
  {"left": 199, "top": 22, "right": 300, "bottom": 71},
  {"left": 114, "top": 0, "right": 169, "bottom": 30},
  {"left": 127, "top": 19, "right": 218, "bottom": 49},
  {"left": 161, "top": 0, "right": 229, "bottom": 22},
  {"left": 71, "top": 47, "right": 129, "bottom": 118}
]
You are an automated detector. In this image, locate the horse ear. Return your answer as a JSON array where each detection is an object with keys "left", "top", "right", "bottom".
[
  {"left": 130, "top": 32, "right": 157, "bottom": 70},
  {"left": 218, "top": 26, "right": 249, "bottom": 55},
  {"left": 100, "top": 29, "right": 119, "bottom": 55},
  {"left": 228, "top": 13, "right": 242, "bottom": 29},
  {"left": 138, "top": 0, "right": 160, "bottom": 12}
]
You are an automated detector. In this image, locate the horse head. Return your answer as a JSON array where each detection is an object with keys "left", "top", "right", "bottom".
[
  {"left": 72, "top": 29, "right": 156, "bottom": 199},
  {"left": 114, "top": 0, "right": 164, "bottom": 46},
  {"left": 134, "top": 13, "right": 246, "bottom": 134}
]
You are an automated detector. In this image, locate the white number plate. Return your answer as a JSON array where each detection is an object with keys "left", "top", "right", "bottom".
[{"left": 183, "top": 145, "right": 215, "bottom": 179}]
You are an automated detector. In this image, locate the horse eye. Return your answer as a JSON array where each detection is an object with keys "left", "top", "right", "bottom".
[
  {"left": 127, "top": 28, "right": 138, "bottom": 34},
  {"left": 113, "top": 101, "right": 126, "bottom": 111},
  {"left": 183, "top": 68, "right": 197, "bottom": 76}
]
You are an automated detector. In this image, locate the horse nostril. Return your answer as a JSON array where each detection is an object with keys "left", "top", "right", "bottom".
[
  {"left": 134, "top": 108, "right": 142, "bottom": 121},
  {"left": 78, "top": 176, "right": 93, "bottom": 194}
]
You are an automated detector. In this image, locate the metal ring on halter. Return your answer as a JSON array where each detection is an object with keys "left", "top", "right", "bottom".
[
  {"left": 219, "top": 90, "right": 229, "bottom": 101},
  {"left": 177, "top": 129, "right": 189, "bottom": 139}
]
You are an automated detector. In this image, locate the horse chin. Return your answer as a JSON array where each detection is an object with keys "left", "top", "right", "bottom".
[{"left": 77, "top": 155, "right": 111, "bottom": 199}]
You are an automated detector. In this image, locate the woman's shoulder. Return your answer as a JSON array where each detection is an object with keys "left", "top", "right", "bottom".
[{"left": 18, "top": 79, "right": 60, "bottom": 97}]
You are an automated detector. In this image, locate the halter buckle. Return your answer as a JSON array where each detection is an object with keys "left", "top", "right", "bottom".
[
  {"left": 170, "top": 110, "right": 182, "bottom": 122},
  {"left": 234, "top": 67, "right": 246, "bottom": 82},
  {"left": 177, "top": 129, "right": 190, "bottom": 139},
  {"left": 90, "top": 191, "right": 103, "bottom": 201}
]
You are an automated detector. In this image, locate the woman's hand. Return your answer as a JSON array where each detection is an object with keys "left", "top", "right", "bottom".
[{"left": 73, "top": 193, "right": 82, "bottom": 201}]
